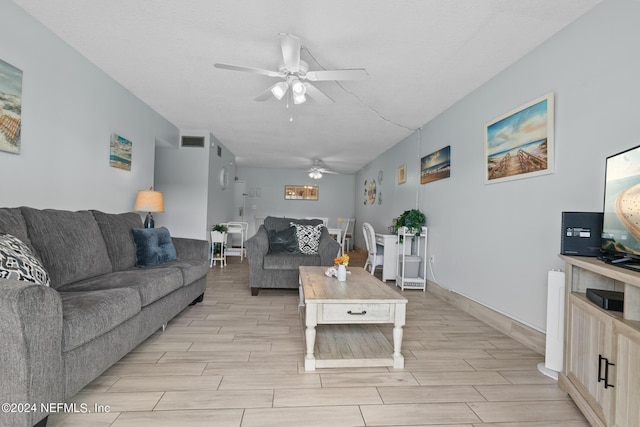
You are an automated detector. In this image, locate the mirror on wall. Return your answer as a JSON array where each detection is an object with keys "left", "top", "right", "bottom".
[{"left": 284, "top": 185, "right": 319, "bottom": 200}]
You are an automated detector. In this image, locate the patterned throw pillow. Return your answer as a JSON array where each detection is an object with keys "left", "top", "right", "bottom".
[
  {"left": 290, "top": 222, "right": 323, "bottom": 255},
  {"left": 0, "top": 232, "right": 50, "bottom": 286}
]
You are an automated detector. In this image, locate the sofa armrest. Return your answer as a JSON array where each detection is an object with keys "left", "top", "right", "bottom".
[
  {"left": 172, "top": 237, "right": 208, "bottom": 259},
  {"left": 0, "top": 279, "right": 63, "bottom": 427},
  {"left": 246, "top": 226, "right": 269, "bottom": 287},
  {"left": 246, "top": 226, "right": 269, "bottom": 259},
  {"left": 318, "top": 228, "right": 341, "bottom": 265}
]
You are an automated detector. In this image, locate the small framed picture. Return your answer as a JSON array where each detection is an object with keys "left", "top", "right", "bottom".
[
  {"left": 110, "top": 134, "right": 132, "bottom": 171},
  {"left": 398, "top": 164, "right": 406, "bottom": 184}
]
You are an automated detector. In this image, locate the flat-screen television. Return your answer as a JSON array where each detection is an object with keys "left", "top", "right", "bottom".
[{"left": 601, "top": 144, "right": 640, "bottom": 269}]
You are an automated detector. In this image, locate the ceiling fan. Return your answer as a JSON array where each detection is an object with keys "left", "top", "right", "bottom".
[
  {"left": 214, "top": 33, "right": 368, "bottom": 105},
  {"left": 307, "top": 159, "right": 339, "bottom": 179}
]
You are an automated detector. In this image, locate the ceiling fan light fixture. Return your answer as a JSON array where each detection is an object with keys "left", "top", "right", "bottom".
[
  {"left": 293, "top": 93, "right": 307, "bottom": 104},
  {"left": 271, "top": 81, "right": 289, "bottom": 100},
  {"left": 291, "top": 79, "right": 305, "bottom": 95},
  {"left": 308, "top": 170, "right": 322, "bottom": 179}
]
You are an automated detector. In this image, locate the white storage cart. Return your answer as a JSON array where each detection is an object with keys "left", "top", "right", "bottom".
[{"left": 396, "top": 226, "right": 428, "bottom": 291}]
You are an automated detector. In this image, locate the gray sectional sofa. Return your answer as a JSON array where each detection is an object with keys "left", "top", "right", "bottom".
[
  {"left": 0, "top": 207, "right": 208, "bottom": 427},
  {"left": 246, "top": 216, "right": 340, "bottom": 295}
]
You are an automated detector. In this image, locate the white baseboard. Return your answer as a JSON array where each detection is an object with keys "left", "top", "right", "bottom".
[{"left": 426, "top": 280, "right": 545, "bottom": 355}]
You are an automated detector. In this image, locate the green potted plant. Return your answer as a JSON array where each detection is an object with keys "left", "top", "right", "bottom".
[
  {"left": 395, "top": 209, "right": 426, "bottom": 235},
  {"left": 212, "top": 224, "right": 228, "bottom": 233},
  {"left": 211, "top": 224, "right": 228, "bottom": 256}
]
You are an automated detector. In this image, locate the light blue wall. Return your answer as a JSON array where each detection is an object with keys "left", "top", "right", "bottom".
[
  {"left": 0, "top": 1, "right": 178, "bottom": 213},
  {"left": 355, "top": 132, "right": 422, "bottom": 245},
  {"left": 357, "top": 0, "right": 640, "bottom": 331},
  {"left": 206, "top": 133, "right": 236, "bottom": 235},
  {"left": 236, "top": 167, "right": 356, "bottom": 237},
  {"left": 154, "top": 131, "right": 236, "bottom": 240}
]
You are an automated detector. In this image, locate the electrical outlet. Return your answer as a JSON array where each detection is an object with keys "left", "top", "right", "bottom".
[{"left": 429, "top": 255, "right": 435, "bottom": 263}]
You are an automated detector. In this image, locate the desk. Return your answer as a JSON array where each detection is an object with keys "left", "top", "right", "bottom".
[
  {"left": 374, "top": 233, "right": 409, "bottom": 282},
  {"left": 374, "top": 233, "right": 396, "bottom": 281},
  {"left": 299, "top": 266, "right": 407, "bottom": 371}
]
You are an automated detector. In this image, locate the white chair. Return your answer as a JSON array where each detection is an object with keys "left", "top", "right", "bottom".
[
  {"left": 362, "top": 222, "right": 384, "bottom": 275},
  {"left": 224, "top": 222, "right": 248, "bottom": 261},
  {"left": 345, "top": 217, "right": 355, "bottom": 251},
  {"left": 305, "top": 217, "right": 329, "bottom": 226},
  {"left": 328, "top": 228, "right": 344, "bottom": 256},
  {"left": 338, "top": 218, "right": 351, "bottom": 255},
  {"left": 210, "top": 231, "right": 227, "bottom": 267},
  {"left": 338, "top": 217, "right": 355, "bottom": 252}
]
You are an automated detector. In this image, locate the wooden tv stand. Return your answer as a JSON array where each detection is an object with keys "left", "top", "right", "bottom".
[{"left": 559, "top": 255, "right": 640, "bottom": 426}]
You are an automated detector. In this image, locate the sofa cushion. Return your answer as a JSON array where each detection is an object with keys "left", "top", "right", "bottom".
[
  {"left": 0, "top": 207, "right": 32, "bottom": 248},
  {"left": 131, "top": 227, "right": 177, "bottom": 267},
  {"left": 263, "top": 253, "right": 322, "bottom": 270},
  {"left": 290, "top": 223, "right": 323, "bottom": 255},
  {"left": 264, "top": 216, "right": 322, "bottom": 233},
  {"left": 268, "top": 226, "right": 300, "bottom": 254},
  {"left": 20, "top": 208, "right": 113, "bottom": 289},
  {"left": 158, "top": 258, "right": 209, "bottom": 286},
  {"left": 0, "top": 233, "right": 50, "bottom": 286},
  {"left": 92, "top": 211, "right": 143, "bottom": 271},
  {"left": 57, "top": 267, "right": 183, "bottom": 307},
  {"left": 59, "top": 288, "right": 141, "bottom": 352}
]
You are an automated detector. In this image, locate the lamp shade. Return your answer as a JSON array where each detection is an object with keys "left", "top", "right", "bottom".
[{"left": 134, "top": 189, "right": 164, "bottom": 213}]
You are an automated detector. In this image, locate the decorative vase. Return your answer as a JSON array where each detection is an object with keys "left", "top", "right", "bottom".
[{"left": 337, "top": 264, "right": 347, "bottom": 281}]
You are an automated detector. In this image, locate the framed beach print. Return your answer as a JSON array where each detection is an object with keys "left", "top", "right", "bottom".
[
  {"left": 110, "top": 134, "right": 132, "bottom": 171},
  {"left": 0, "top": 59, "right": 23, "bottom": 155},
  {"left": 484, "top": 92, "right": 554, "bottom": 184},
  {"left": 421, "top": 146, "right": 451, "bottom": 184}
]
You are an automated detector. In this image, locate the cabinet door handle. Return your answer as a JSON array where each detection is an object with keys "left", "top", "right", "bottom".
[
  {"left": 347, "top": 310, "right": 367, "bottom": 315},
  {"left": 604, "top": 358, "right": 615, "bottom": 389},
  {"left": 598, "top": 354, "right": 615, "bottom": 388},
  {"left": 598, "top": 354, "right": 605, "bottom": 383}
]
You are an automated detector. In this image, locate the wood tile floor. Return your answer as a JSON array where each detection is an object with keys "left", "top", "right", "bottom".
[{"left": 49, "top": 251, "right": 588, "bottom": 426}]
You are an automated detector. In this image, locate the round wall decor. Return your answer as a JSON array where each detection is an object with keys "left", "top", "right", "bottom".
[{"left": 219, "top": 167, "right": 229, "bottom": 189}]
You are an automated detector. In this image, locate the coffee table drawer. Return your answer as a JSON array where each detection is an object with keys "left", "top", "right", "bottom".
[{"left": 320, "top": 303, "right": 393, "bottom": 323}]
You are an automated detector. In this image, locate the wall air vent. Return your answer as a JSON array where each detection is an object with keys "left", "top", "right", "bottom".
[{"left": 181, "top": 136, "right": 205, "bottom": 148}]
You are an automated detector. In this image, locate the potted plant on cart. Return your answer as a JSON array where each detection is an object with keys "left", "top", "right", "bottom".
[
  {"left": 394, "top": 209, "right": 426, "bottom": 236},
  {"left": 211, "top": 224, "right": 228, "bottom": 257}
]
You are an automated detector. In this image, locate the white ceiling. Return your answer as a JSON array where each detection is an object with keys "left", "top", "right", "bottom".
[{"left": 13, "top": 0, "right": 600, "bottom": 174}]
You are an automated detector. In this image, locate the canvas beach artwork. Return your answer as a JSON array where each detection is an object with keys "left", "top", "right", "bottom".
[
  {"left": 485, "top": 93, "right": 554, "bottom": 184},
  {"left": 110, "top": 134, "right": 132, "bottom": 171},
  {"left": 0, "top": 59, "right": 23, "bottom": 155},
  {"left": 421, "top": 145, "right": 451, "bottom": 184}
]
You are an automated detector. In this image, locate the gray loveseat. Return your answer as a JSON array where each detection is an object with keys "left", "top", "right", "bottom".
[
  {"left": 246, "top": 216, "right": 340, "bottom": 295},
  {"left": 0, "top": 207, "right": 208, "bottom": 427}
]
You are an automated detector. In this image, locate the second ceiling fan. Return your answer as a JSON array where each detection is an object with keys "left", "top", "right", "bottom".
[{"left": 214, "top": 33, "right": 368, "bottom": 105}]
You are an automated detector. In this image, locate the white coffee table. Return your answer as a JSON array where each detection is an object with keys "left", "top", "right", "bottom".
[{"left": 299, "top": 266, "right": 408, "bottom": 371}]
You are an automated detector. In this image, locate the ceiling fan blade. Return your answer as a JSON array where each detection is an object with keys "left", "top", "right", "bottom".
[
  {"left": 279, "top": 33, "right": 301, "bottom": 71},
  {"left": 303, "top": 83, "right": 334, "bottom": 104},
  {"left": 214, "top": 63, "right": 283, "bottom": 78},
  {"left": 254, "top": 86, "right": 274, "bottom": 102},
  {"left": 319, "top": 169, "right": 340, "bottom": 174},
  {"left": 305, "top": 68, "right": 369, "bottom": 81}
]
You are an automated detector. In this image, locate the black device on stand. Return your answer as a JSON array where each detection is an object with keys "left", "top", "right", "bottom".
[{"left": 560, "top": 212, "right": 603, "bottom": 257}]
